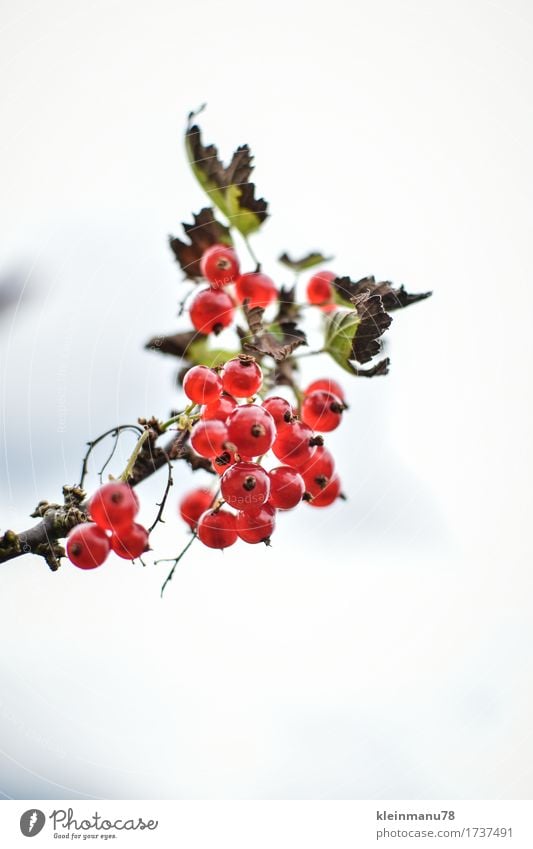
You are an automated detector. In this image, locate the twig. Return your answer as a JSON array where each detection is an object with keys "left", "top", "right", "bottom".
[
  {"left": 159, "top": 532, "right": 197, "bottom": 597},
  {"left": 148, "top": 447, "right": 173, "bottom": 533},
  {"left": 79, "top": 425, "right": 143, "bottom": 488}
]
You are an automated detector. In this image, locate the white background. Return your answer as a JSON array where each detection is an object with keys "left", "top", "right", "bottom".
[{"left": 0, "top": 0, "right": 532, "bottom": 799}]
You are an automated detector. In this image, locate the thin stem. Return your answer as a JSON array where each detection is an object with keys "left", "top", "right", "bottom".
[
  {"left": 242, "top": 234, "right": 261, "bottom": 271},
  {"left": 159, "top": 532, "right": 197, "bottom": 597},
  {"left": 119, "top": 429, "right": 152, "bottom": 483},
  {"left": 160, "top": 403, "right": 198, "bottom": 432},
  {"left": 294, "top": 348, "right": 325, "bottom": 359},
  {"left": 79, "top": 424, "right": 143, "bottom": 488},
  {"left": 148, "top": 447, "right": 173, "bottom": 533}
]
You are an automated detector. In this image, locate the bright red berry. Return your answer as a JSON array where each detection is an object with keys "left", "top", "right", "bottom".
[
  {"left": 200, "top": 244, "right": 240, "bottom": 288},
  {"left": 305, "top": 474, "right": 342, "bottom": 507},
  {"left": 302, "top": 390, "right": 344, "bottom": 432},
  {"left": 89, "top": 482, "right": 139, "bottom": 531},
  {"left": 304, "top": 378, "right": 345, "bottom": 402},
  {"left": 183, "top": 365, "right": 222, "bottom": 405},
  {"left": 110, "top": 523, "right": 150, "bottom": 559},
  {"left": 236, "top": 504, "right": 276, "bottom": 544},
  {"left": 179, "top": 488, "right": 214, "bottom": 529},
  {"left": 190, "top": 419, "right": 228, "bottom": 458},
  {"left": 221, "top": 356, "right": 263, "bottom": 398},
  {"left": 66, "top": 523, "right": 110, "bottom": 570},
  {"left": 190, "top": 287, "right": 235, "bottom": 334},
  {"left": 202, "top": 393, "right": 237, "bottom": 422},
  {"left": 221, "top": 461, "right": 270, "bottom": 514},
  {"left": 300, "top": 445, "right": 335, "bottom": 480},
  {"left": 211, "top": 450, "right": 238, "bottom": 475},
  {"left": 272, "top": 420, "right": 317, "bottom": 468},
  {"left": 262, "top": 396, "right": 295, "bottom": 428},
  {"left": 235, "top": 272, "right": 277, "bottom": 309},
  {"left": 268, "top": 466, "right": 305, "bottom": 510},
  {"left": 227, "top": 404, "right": 276, "bottom": 457},
  {"left": 197, "top": 509, "right": 238, "bottom": 549},
  {"left": 306, "top": 270, "right": 336, "bottom": 309}
]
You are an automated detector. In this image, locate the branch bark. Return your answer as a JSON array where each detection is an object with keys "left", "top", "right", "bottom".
[{"left": 0, "top": 426, "right": 213, "bottom": 569}]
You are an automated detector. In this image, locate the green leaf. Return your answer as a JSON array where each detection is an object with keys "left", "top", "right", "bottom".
[
  {"left": 187, "top": 337, "right": 238, "bottom": 368},
  {"left": 185, "top": 109, "right": 268, "bottom": 237},
  {"left": 278, "top": 251, "right": 333, "bottom": 272},
  {"left": 145, "top": 331, "right": 237, "bottom": 368},
  {"left": 323, "top": 292, "right": 392, "bottom": 374},
  {"left": 323, "top": 310, "right": 361, "bottom": 374}
]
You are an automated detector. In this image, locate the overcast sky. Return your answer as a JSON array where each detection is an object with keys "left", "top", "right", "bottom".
[{"left": 0, "top": 0, "right": 532, "bottom": 799}]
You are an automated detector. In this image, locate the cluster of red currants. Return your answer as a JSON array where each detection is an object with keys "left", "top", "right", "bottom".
[
  {"left": 178, "top": 355, "right": 347, "bottom": 549},
  {"left": 189, "top": 244, "right": 277, "bottom": 334},
  {"left": 66, "top": 482, "right": 150, "bottom": 569}
]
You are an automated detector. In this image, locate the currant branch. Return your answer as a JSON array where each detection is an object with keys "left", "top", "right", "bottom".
[{"left": 0, "top": 107, "right": 431, "bottom": 589}]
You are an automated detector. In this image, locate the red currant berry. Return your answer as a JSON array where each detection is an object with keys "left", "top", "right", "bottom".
[
  {"left": 221, "top": 461, "right": 270, "bottom": 514},
  {"left": 306, "top": 474, "right": 342, "bottom": 507},
  {"left": 306, "top": 270, "right": 336, "bottom": 308},
  {"left": 179, "top": 488, "right": 214, "bottom": 529},
  {"left": 236, "top": 504, "right": 276, "bottom": 544},
  {"left": 110, "top": 523, "right": 149, "bottom": 559},
  {"left": 235, "top": 272, "right": 277, "bottom": 309},
  {"left": 190, "top": 419, "right": 228, "bottom": 458},
  {"left": 66, "top": 523, "right": 110, "bottom": 570},
  {"left": 227, "top": 404, "right": 276, "bottom": 457},
  {"left": 183, "top": 365, "right": 222, "bottom": 405},
  {"left": 300, "top": 445, "right": 335, "bottom": 480},
  {"left": 200, "top": 244, "right": 240, "bottom": 288},
  {"left": 89, "top": 482, "right": 139, "bottom": 531},
  {"left": 302, "top": 390, "right": 344, "bottom": 432},
  {"left": 268, "top": 466, "right": 305, "bottom": 510},
  {"left": 262, "top": 396, "right": 295, "bottom": 427},
  {"left": 272, "top": 420, "right": 317, "bottom": 468},
  {"left": 190, "top": 287, "right": 235, "bottom": 335},
  {"left": 202, "top": 393, "right": 237, "bottom": 422},
  {"left": 304, "top": 378, "right": 345, "bottom": 402},
  {"left": 197, "top": 509, "right": 238, "bottom": 549},
  {"left": 221, "top": 355, "right": 263, "bottom": 398},
  {"left": 211, "top": 450, "right": 238, "bottom": 475}
]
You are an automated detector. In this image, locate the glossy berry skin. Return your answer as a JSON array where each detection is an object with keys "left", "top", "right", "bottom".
[
  {"left": 272, "top": 420, "right": 316, "bottom": 468},
  {"left": 235, "top": 272, "right": 277, "bottom": 309},
  {"left": 110, "top": 523, "right": 149, "bottom": 559},
  {"left": 306, "top": 270, "right": 336, "bottom": 309},
  {"left": 67, "top": 523, "right": 110, "bottom": 570},
  {"left": 179, "top": 488, "right": 214, "bottom": 529},
  {"left": 190, "top": 287, "right": 235, "bottom": 334},
  {"left": 302, "top": 390, "right": 344, "bottom": 432},
  {"left": 197, "top": 509, "right": 238, "bottom": 549},
  {"left": 227, "top": 404, "right": 276, "bottom": 457},
  {"left": 262, "top": 396, "right": 294, "bottom": 427},
  {"left": 89, "top": 482, "right": 139, "bottom": 531},
  {"left": 190, "top": 420, "right": 228, "bottom": 458},
  {"left": 236, "top": 504, "right": 276, "bottom": 544},
  {"left": 221, "top": 356, "right": 263, "bottom": 398},
  {"left": 200, "top": 244, "right": 240, "bottom": 288},
  {"left": 300, "top": 445, "right": 335, "bottom": 480},
  {"left": 304, "top": 378, "right": 345, "bottom": 402},
  {"left": 211, "top": 450, "right": 238, "bottom": 475},
  {"left": 183, "top": 365, "right": 222, "bottom": 405},
  {"left": 221, "top": 461, "right": 270, "bottom": 514},
  {"left": 268, "top": 466, "right": 305, "bottom": 510},
  {"left": 202, "top": 393, "right": 237, "bottom": 422},
  {"left": 306, "top": 474, "right": 342, "bottom": 507}
]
